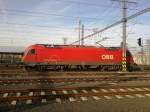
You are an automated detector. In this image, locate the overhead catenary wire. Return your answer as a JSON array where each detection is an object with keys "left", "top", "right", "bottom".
[
  {"left": 0, "top": 1, "right": 147, "bottom": 30},
  {"left": 54, "top": 0, "right": 139, "bottom": 10},
  {"left": 0, "top": 8, "right": 104, "bottom": 21},
  {"left": 0, "top": 1, "right": 149, "bottom": 47},
  {"left": 88, "top": 2, "right": 117, "bottom": 27},
  {"left": 0, "top": 22, "right": 78, "bottom": 30},
  {"left": 0, "top": 20, "right": 96, "bottom": 34},
  {"left": 88, "top": 0, "right": 150, "bottom": 27},
  {"left": 70, "top": 7, "right": 150, "bottom": 45}
]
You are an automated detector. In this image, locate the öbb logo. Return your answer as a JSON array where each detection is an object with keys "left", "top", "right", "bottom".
[{"left": 101, "top": 55, "right": 114, "bottom": 60}]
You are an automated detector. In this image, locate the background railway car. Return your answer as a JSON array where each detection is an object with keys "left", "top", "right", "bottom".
[
  {"left": 22, "top": 44, "right": 136, "bottom": 71},
  {"left": 0, "top": 52, "right": 23, "bottom": 64}
]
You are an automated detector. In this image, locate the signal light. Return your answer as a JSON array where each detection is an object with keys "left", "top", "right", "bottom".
[{"left": 137, "top": 38, "right": 142, "bottom": 46}]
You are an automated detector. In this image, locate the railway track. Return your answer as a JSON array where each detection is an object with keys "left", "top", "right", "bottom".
[
  {"left": 0, "top": 63, "right": 149, "bottom": 76},
  {"left": 0, "top": 70, "right": 149, "bottom": 77},
  {"left": 0, "top": 74, "right": 150, "bottom": 85},
  {"left": 1, "top": 85, "right": 150, "bottom": 105}
]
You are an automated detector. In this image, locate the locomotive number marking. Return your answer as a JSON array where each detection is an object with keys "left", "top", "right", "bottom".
[{"left": 101, "top": 55, "right": 114, "bottom": 60}]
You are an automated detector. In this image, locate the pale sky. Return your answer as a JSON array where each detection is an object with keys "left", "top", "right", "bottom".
[{"left": 0, "top": 0, "right": 150, "bottom": 48}]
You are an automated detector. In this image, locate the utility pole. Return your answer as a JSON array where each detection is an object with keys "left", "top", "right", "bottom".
[
  {"left": 78, "top": 18, "right": 81, "bottom": 45},
  {"left": 81, "top": 24, "right": 84, "bottom": 46},
  {"left": 113, "top": 0, "right": 137, "bottom": 72},
  {"left": 121, "top": 0, "right": 137, "bottom": 71},
  {"left": 63, "top": 37, "right": 67, "bottom": 45},
  {"left": 121, "top": 0, "right": 127, "bottom": 72}
]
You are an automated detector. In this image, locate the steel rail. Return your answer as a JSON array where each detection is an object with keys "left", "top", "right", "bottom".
[
  {"left": 1, "top": 85, "right": 150, "bottom": 93},
  {"left": 1, "top": 85, "right": 150, "bottom": 104},
  {"left": 0, "top": 75, "right": 150, "bottom": 84},
  {"left": 0, "top": 71, "right": 149, "bottom": 76}
]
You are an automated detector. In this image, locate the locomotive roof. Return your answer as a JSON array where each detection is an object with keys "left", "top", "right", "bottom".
[
  {"left": 35, "top": 44, "right": 120, "bottom": 49},
  {"left": 36, "top": 44, "right": 95, "bottom": 48}
]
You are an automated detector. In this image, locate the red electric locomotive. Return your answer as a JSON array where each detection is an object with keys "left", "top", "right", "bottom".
[{"left": 22, "top": 44, "right": 136, "bottom": 71}]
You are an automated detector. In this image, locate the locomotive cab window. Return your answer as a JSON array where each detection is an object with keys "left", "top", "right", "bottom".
[{"left": 28, "top": 49, "right": 36, "bottom": 55}]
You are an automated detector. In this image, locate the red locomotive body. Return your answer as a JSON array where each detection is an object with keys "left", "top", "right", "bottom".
[{"left": 22, "top": 44, "right": 135, "bottom": 71}]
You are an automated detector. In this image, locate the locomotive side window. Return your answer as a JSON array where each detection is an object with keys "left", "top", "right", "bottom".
[
  {"left": 28, "top": 49, "right": 36, "bottom": 55},
  {"left": 31, "top": 49, "right": 35, "bottom": 54}
]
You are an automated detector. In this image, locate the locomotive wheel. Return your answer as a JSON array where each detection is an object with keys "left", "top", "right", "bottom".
[
  {"left": 96, "top": 65, "right": 101, "bottom": 71},
  {"left": 60, "top": 65, "right": 65, "bottom": 71},
  {"left": 77, "top": 65, "right": 83, "bottom": 71},
  {"left": 84, "top": 65, "right": 90, "bottom": 70},
  {"left": 25, "top": 66, "right": 33, "bottom": 72},
  {"left": 63, "top": 65, "right": 69, "bottom": 71},
  {"left": 36, "top": 65, "right": 41, "bottom": 71},
  {"left": 100, "top": 66, "right": 105, "bottom": 71},
  {"left": 36, "top": 65, "right": 46, "bottom": 72}
]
